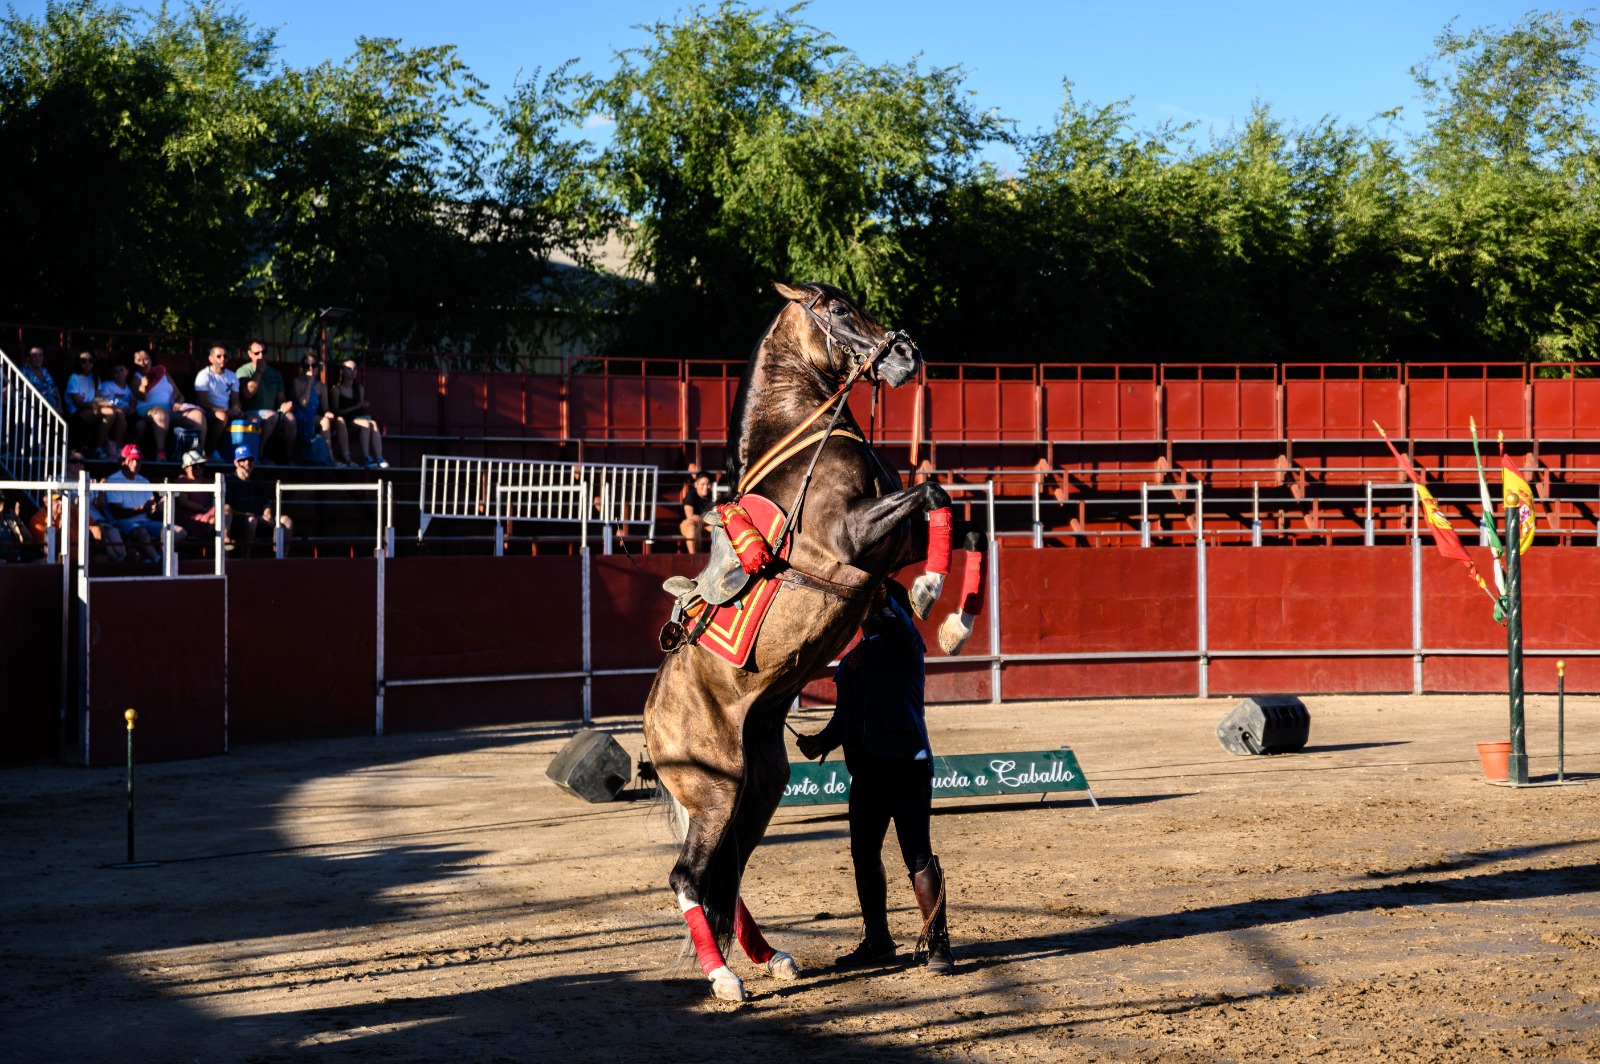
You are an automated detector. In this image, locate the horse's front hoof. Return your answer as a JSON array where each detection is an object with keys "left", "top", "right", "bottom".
[
  {"left": 765, "top": 951, "right": 800, "bottom": 980},
  {"left": 709, "top": 966, "right": 745, "bottom": 1001},
  {"left": 938, "top": 611, "right": 974, "bottom": 655},
  {"left": 909, "top": 572, "right": 944, "bottom": 619}
]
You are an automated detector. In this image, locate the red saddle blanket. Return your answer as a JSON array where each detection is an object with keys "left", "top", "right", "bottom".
[{"left": 687, "top": 494, "right": 789, "bottom": 669}]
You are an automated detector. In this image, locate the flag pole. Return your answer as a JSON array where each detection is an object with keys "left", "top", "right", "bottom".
[
  {"left": 1468, "top": 417, "right": 1506, "bottom": 598},
  {"left": 1505, "top": 503, "right": 1529, "bottom": 785}
]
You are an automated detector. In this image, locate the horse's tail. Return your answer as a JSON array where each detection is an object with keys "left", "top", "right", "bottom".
[{"left": 651, "top": 779, "right": 690, "bottom": 844}]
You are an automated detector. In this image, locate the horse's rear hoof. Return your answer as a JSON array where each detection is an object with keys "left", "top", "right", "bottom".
[
  {"left": 938, "top": 611, "right": 974, "bottom": 655},
  {"left": 909, "top": 572, "right": 943, "bottom": 620},
  {"left": 765, "top": 951, "right": 800, "bottom": 980},
  {"left": 709, "top": 966, "right": 745, "bottom": 1001}
]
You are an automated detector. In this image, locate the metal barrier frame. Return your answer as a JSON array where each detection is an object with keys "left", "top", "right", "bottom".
[
  {"left": 273, "top": 480, "right": 394, "bottom": 559},
  {"left": 0, "top": 346, "right": 68, "bottom": 489},
  {"left": 417, "top": 454, "right": 661, "bottom": 547}
]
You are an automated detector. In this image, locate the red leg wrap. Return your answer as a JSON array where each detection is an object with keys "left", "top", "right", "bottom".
[
  {"left": 927, "top": 507, "right": 952, "bottom": 576},
  {"left": 734, "top": 899, "right": 775, "bottom": 964},
  {"left": 959, "top": 549, "right": 985, "bottom": 616},
  {"left": 682, "top": 904, "right": 728, "bottom": 976}
]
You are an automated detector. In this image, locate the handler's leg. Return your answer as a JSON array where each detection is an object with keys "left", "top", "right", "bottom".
[
  {"left": 890, "top": 761, "right": 953, "bottom": 975},
  {"left": 837, "top": 766, "right": 897, "bottom": 967}
]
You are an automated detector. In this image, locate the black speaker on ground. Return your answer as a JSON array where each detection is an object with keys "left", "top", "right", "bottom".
[
  {"left": 1216, "top": 696, "right": 1311, "bottom": 755},
  {"left": 546, "top": 729, "right": 633, "bottom": 802}
]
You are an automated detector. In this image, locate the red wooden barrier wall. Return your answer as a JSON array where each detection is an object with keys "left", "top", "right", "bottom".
[
  {"left": 382, "top": 556, "right": 586, "bottom": 730},
  {"left": 5, "top": 545, "right": 1600, "bottom": 762},
  {"left": 0, "top": 565, "right": 63, "bottom": 760},
  {"left": 85, "top": 577, "right": 225, "bottom": 766}
]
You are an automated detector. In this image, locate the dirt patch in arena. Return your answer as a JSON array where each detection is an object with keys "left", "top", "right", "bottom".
[{"left": 2, "top": 694, "right": 1597, "bottom": 1062}]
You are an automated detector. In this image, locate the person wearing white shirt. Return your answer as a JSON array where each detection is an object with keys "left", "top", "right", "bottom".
[
  {"left": 101, "top": 444, "right": 184, "bottom": 561},
  {"left": 193, "top": 344, "right": 241, "bottom": 459},
  {"left": 64, "top": 352, "right": 123, "bottom": 459}
]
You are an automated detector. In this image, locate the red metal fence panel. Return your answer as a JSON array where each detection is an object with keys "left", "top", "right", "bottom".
[
  {"left": 228, "top": 559, "right": 376, "bottom": 743},
  {"left": 86, "top": 577, "right": 225, "bottom": 766},
  {"left": 0, "top": 565, "right": 63, "bottom": 761},
  {"left": 382, "top": 556, "right": 583, "bottom": 730}
]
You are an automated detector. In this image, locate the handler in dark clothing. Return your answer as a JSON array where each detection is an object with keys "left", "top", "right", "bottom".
[{"left": 797, "top": 580, "right": 954, "bottom": 975}]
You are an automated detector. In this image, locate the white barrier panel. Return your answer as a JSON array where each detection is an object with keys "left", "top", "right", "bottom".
[{"left": 418, "top": 455, "right": 660, "bottom": 544}]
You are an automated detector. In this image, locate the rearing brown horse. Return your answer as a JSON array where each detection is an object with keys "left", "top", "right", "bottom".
[{"left": 642, "top": 281, "right": 969, "bottom": 1001}]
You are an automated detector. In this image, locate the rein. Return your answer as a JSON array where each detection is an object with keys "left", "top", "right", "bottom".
[{"left": 764, "top": 294, "right": 899, "bottom": 558}]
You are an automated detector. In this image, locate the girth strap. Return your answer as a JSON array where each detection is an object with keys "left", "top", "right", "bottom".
[{"left": 779, "top": 564, "right": 877, "bottom": 601}]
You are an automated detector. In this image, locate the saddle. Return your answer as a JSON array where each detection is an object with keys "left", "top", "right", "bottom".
[
  {"left": 660, "top": 494, "right": 789, "bottom": 660},
  {"left": 663, "top": 503, "right": 766, "bottom": 609}
]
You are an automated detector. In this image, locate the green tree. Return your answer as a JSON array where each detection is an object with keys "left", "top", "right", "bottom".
[
  {"left": 1408, "top": 11, "right": 1600, "bottom": 361},
  {"left": 259, "top": 38, "right": 557, "bottom": 351},
  {"left": 576, "top": 1, "right": 1008, "bottom": 357},
  {"left": 0, "top": 0, "right": 273, "bottom": 333}
]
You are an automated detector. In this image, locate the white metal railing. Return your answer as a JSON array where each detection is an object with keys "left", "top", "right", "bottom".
[
  {"left": 274, "top": 480, "right": 394, "bottom": 558},
  {"left": 95, "top": 476, "right": 227, "bottom": 577},
  {"left": 417, "top": 455, "right": 661, "bottom": 547},
  {"left": 0, "top": 347, "right": 68, "bottom": 489}
]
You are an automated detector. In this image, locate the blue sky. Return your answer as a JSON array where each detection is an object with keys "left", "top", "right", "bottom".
[{"left": 20, "top": 0, "right": 1538, "bottom": 160}]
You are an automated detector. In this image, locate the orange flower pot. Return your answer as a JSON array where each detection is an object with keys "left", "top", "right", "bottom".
[{"left": 1476, "top": 740, "right": 1511, "bottom": 782}]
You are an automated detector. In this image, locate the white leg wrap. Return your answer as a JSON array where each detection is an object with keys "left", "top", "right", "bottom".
[
  {"left": 909, "top": 571, "right": 945, "bottom": 620},
  {"left": 765, "top": 950, "right": 800, "bottom": 980},
  {"left": 708, "top": 965, "right": 745, "bottom": 1001},
  {"left": 938, "top": 610, "right": 977, "bottom": 655}
]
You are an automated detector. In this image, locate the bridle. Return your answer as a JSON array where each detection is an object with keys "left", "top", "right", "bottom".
[{"left": 799, "top": 291, "right": 913, "bottom": 387}]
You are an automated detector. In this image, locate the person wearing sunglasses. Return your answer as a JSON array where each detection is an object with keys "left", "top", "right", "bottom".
[
  {"left": 64, "top": 352, "right": 122, "bottom": 459},
  {"left": 291, "top": 354, "right": 353, "bottom": 466}
]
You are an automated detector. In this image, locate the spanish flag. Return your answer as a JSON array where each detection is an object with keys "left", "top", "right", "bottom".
[{"left": 1499, "top": 436, "right": 1536, "bottom": 555}]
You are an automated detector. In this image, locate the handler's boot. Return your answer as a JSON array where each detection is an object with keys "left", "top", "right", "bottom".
[
  {"left": 836, "top": 861, "right": 897, "bottom": 968},
  {"left": 912, "top": 855, "right": 954, "bottom": 975}
]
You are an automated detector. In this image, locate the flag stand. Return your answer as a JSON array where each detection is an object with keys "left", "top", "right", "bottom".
[
  {"left": 1487, "top": 506, "right": 1585, "bottom": 789},
  {"left": 1505, "top": 505, "right": 1529, "bottom": 785}
]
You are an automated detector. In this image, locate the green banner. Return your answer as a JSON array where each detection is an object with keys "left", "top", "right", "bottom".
[{"left": 781, "top": 749, "right": 1090, "bottom": 806}]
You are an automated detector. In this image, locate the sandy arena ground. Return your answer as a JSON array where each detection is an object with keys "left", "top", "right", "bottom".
[{"left": 2, "top": 693, "right": 1598, "bottom": 1063}]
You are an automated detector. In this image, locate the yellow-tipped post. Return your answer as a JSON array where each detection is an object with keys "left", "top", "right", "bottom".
[
  {"left": 1557, "top": 661, "right": 1567, "bottom": 783},
  {"left": 125, "top": 709, "right": 137, "bottom": 864}
]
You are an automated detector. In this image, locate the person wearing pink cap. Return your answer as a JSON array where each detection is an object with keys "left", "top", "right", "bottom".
[{"left": 101, "top": 444, "right": 184, "bottom": 562}]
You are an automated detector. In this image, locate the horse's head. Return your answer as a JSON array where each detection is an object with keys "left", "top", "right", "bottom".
[{"left": 773, "top": 282, "right": 921, "bottom": 388}]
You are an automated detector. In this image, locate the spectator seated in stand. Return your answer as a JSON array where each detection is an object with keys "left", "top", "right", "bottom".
[
  {"left": 102, "top": 444, "right": 185, "bottom": 563},
  {"left": 0, "top": 494, "right": 26, "bottom": 563},
  {"left": 31, "top": 459, "right": 130, "bottom": 563},
  {"left": 193, "top": 344, "right": 241, "bottom": 461},
  {"left": 680, "top": 472, "right": 715, "bottom": 554},
  {"left": 97, "top": 361, "right": 139, "bottom": 456},
  {"left": 20, "top": 346, "right": 65, "bottom": 419},
  {"left": 290, "top": 352, "right": 348, "bottom": 466},
  {"left": 329, "top": 359, "right": 388, "bottom": 468},
  {"left": 224, "top": 445, "right": 292, "bottom": 556},
  {"left": 64, "top": 352, "right": 122, "bottom": 459},
  {"left": 131, "top": 349, "right": 205, "bottom": 462},
  {"left": 235, "top": 341, "right": 296, "bottom": 464},
  {"left": 174, "top": 451, "right": 218, "bottom": 543}
]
